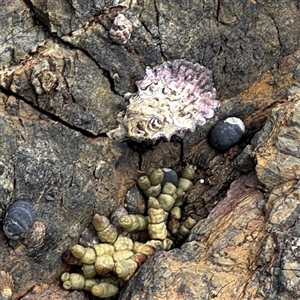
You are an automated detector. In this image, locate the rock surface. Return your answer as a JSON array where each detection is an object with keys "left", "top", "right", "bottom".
[{"left": 0, "top": 0, "right": 300, "bottom": 299}]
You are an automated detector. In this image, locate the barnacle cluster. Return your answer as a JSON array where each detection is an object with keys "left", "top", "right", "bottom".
[
  {"left": 109, "top": 14, "right": 133, "bottom": 44},
  {"left": 107, "top": 59, "right": 220, "bottom": 142},
  {"left": 61, "top": 165, "right": 196, "bottom": 298}
]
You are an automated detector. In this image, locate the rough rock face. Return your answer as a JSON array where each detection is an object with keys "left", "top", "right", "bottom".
[{"left": 0, "top": 0, "right": 300, "bottom": 299}]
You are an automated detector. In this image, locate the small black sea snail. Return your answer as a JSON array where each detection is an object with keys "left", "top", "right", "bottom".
[
  {"left": 208, "top": 117, "right": 245, "bottom": 152},
  {"left": 3, "top": 201, "right": 36, "bottom": 240}
]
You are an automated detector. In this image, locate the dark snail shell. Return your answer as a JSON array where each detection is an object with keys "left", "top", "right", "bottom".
[
  {"left": 3, "top": 201, "right": 36, "bottom": 240},
  {"left": 208, "top": 117, "right": 245, "bottom": 152},
  {"left": 161, "top": 168, "right": 178, "bottom": 187}
]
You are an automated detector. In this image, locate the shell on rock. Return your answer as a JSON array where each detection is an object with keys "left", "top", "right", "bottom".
[
  {"left": 0, "top": 271, "right": 13, "bottom": 299},
  {"left": 3, "top": 201, "right": 36, "bottom": 240},
  {"left": 23, "top": 221, "right": 46, "bottom": 248},
  {"left": 109, "top": 14, "right": 133, "bottom": 44},
  {"left": 208, "top": 117, "right": 245, "bottom": 152},
  {"left": 107, "top": 59, "right": 220, "bottom": 141}
]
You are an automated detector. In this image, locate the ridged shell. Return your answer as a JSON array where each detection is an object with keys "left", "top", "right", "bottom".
[
  {"left": 109, "top": 14, "right": 133, "bottom": 44},
  {"left": 107, "top": 59, "right": 220, "bottom": 141},
  {"left": 0, "top": 271, "right": 13, "bottom": 299},
  {"left": 23, "top": 221, "right": 46, "bottom": 248},
  {"left": 3, "top": 201, "right": 36, "bottom": 240}
]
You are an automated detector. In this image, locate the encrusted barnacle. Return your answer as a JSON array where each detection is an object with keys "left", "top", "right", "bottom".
[
  {"left": 113, "top": 235, "right": 133, "bottom": 252},
  {"left": 71, "top": 245, "right": 96, "bottom": 265},
  {"left": 109, "top": 13, "right": 133, "bottom": 44},
  {"left": 82, "top": 264, "right": 97, "bottom": 279},
  {"left": 133, "top": 241, "right": 156, "bottom": 256},
  {"left": 83, "top": 278, "right": 100, "bottom": 291},
  {"left": 208, "top": 117, "right": 245, "bottom": 152},
  {"left": 158, "top": 193, "right": 175, "bottom": 212},
  {"left": 3, "top": 201, "right": 36, "bottom": 240},
  {"left": 94, "top": 255, "right": 115, "bottom": 274},
  {"left": 114, "top": 258, "right": 138, "bottom": 281},
  {"left": 61, "top": 272, "right": 85, "bottom": 290},
  {"left": 93, "top": 243, "right": 115, "bottom": 256},
  {"left": 119, "top": 214, "right": 148, "bottom": 232},
  {"left": 161, "top": 182, "right": 177, "bottom": 195},
  {"left": 178, "top": 177, "right": 193, "bottom": 192},
  {"left": 181, "top": 164, "right": 195, "bottom": 180},
  {"left": 0, "top": 271, "right": 13, "bottom": 300},
  {"left": 137, "top": 175, "right": 151, "bottom": 191},
  {"left": 149, "top": 168, "right": 164, "bottom": 186},
  {"left": 92, "top": 214, "right": 118, "bottom": 244},
  {"left": 178, "top": 217, "right": 197, "bottom": 238},
  {"left": 91, "top": 282, "right": 119, "bottom": 298},
  {"left": 144, "top": 184, "right": 162, "bottom": 198},
  {"left": 107, "top": 59, "right": 220, "bottom": 142},
  {"left": 23, "top": 221, "right": 46, "bottom": 248},
  {"left": 148, "top": 222, "right": 167, "bottom": 240},
  {"left": 112, "top": 250, "right": 134, "bottom": 262}
]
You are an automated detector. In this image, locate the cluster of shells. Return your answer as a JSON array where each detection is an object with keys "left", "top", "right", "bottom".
[
  {"left": 61, "top": 165, "right": 196, "bottom": 298},
  {"left": 107, "top": 59, "right": 220, "bottom": 142}
]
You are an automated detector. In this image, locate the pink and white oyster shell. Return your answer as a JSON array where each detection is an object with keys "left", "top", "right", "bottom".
[{"left": 107, "top": 59, "right": 220, "bottom": 141}]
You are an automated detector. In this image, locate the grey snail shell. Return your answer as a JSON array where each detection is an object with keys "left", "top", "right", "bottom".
[{"left": 3, "top": 201, "right": 36, "bottom": 240}]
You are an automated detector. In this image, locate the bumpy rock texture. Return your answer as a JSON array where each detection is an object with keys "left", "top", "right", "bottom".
[{"left": 0, "top": 0, "right": 300, "bottom": 299}]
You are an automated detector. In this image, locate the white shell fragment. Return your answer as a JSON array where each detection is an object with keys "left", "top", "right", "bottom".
[
  {"left": 107, "top": 59, "right": 220, "bottom": 141},
  {"left": 109, "top": 14, "right": 133, "bottom": 44}
]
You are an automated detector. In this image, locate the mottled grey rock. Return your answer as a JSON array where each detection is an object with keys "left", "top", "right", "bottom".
[
  {"left": 0, "top": 41, "right": 122, "bottom": 135},
  {"left": 0, "top": 0, "right": 45, "bottom": 69},
  {"left": 0, "top": 92, "right": 138, "bottom": 299}
]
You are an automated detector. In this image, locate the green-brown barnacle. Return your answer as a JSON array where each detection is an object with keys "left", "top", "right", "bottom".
[
  {"left": 82, "top": 264, "right": 97, "bottom": 279},
  {"left": 133, "top": 241, "right": 156, "bottom": 256},
  {"left": 178, "top": 178, "right": 193, "bottom": 192},
  {"left": 71, "top": 245, "right": 96, "bottom": 264},
  {"left": 131, "top": 252, "right": 147, "bottom": 266},
  {"left": 170, "top": 206, "right": 182, "bottom": 220},
  {"left": 181, "top": 164, "right": 195, "bottom": 180},
  {"left": 137, "top": 175, "right": 151, "bottom": 191},
  {"left": 83, "top": 278, "right": 100, "bottom": 291},
  {"left": 92, "top": 214, "right": 110, "bottom": 232},
  {"left": 162, "top": 238, "right": 173, "bottom": 251},
  {"left": 113, "top": 250, "right": 134, "bottom": 262},
  {"left": 148, "top": 197, "right": 161, "bottom": 209},
  {"left": 93, "top": 243, "right": 115, "bottom": 256},
  {"left": 97, "top": 224, "right": 118, "bottom": 244},
  {"left": 113, "top": 235, "right": 133, "bottom": 252},
  {"left": 94, "top": 255, "right": 115, "bottom": 274},
  {"left": 144, "top": 184, "right": 162, "bottom": 198},
  {"left": 148, "top": 207, "right": 166, "bottom": 224},
  {"left": 162, "top": 182, "right": 177, "bottom": 195},
  {"left": 91, "top": 283, "right": 119, "bottom": 298},
  {"left": 114, "top": 258, "right": 138, "bottom": 280},
  {"left": 167, "top": 218, "right": 180, "bottom": 235},
  {"left": 179, "top": 217, "right": 197, "bottom": 238},
  {"left": 149, "top": 168, "right": 164, "bottom": 186},
  {"left": 61, "top": 272, "right": 85, "bottom": 290},
  {"left": 119, "top": 214, "right": 148, "bottom": 232},
  {"left": 148, "top": 222, "right": 167, "bottom": 240},
  {"left": 158, "top": 194, "right": 175, "bottom": 212},
  {"left": 145, "top": 239, "right": 163, "bottom": 251},
  {"left": 145, "top": 167, "right": 155, "bottom": 177}
]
